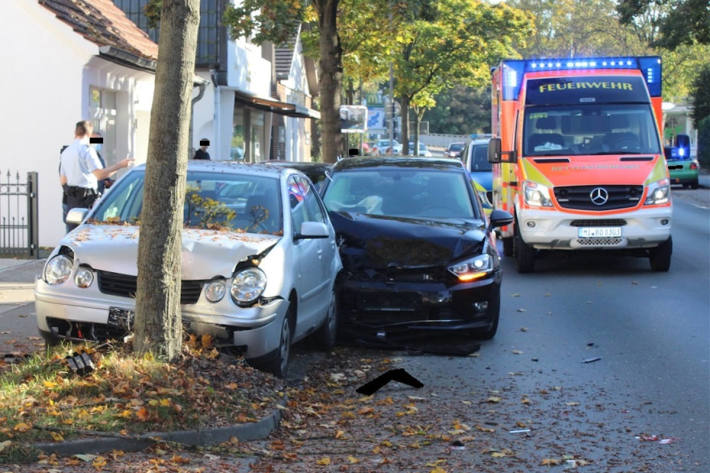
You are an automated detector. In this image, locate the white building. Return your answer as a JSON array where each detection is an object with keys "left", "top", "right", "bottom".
[
  {"left": 0, "top": 0, "right": 158, "bottom": 247},
  {"left": 115, "top": 0, "right": 319, "bottom": 163}
]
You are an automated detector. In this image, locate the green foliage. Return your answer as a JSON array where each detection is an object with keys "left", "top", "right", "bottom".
[
  {"left": 661, "top": 43, "right": 710, "bottom": 102},
  {"left": 697, "top": 116, "right": 710, "bottom": 166},
  {"left": 510, "top": 0, "right": 651, "bottom": 57},
  {"left": 618, "top": 0, "right": 710, "bottom": 49},
  {"left": 393, "top": 0, "right": 532, "bottom": 102},
  {"left": 144, "top": 0, "right": 162, "bottom": 29},
  {"left": 223, "top": 0, "right": 305, "bottom": 46},
  {"left": 691, "top": 62, "right": 710, "bottom": 127},
  {"left": 424, "top": 86, "right": 491, "bottom": 134}
]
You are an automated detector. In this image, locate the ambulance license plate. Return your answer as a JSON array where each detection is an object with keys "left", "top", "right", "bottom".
[{"left": 578, "top": 227, "right": 622, "bottom": 238}]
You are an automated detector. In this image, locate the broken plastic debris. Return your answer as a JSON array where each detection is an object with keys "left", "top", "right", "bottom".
[
  {"left": 582, "top": 357, "right": 601, "bottom": 364},
  {"left": 509, "top": 429, "right": 531, "bottom": 434},
  {"left": 65, "top": 351, "right": 95, "bottom": 375},
  {"left": 356, "top": 368, "right": 423, "bottom": 395}
]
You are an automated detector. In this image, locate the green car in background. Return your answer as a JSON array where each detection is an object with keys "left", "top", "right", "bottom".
[{"left": 665, "top": 141, "right": 699, "bottom": 189}]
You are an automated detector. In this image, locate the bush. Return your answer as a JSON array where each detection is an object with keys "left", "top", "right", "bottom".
[
  {"left": 698, "top": 115, "right": 710, "bottom": 167},
  {"left": 691, "top": 63, "right": 710, "bottom": 128}
]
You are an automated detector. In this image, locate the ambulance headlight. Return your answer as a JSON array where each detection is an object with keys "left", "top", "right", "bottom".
[
  {"left": 644, "top": 178, "right": 670, "bottom": 205},
  {"left": 523, "top": 180, "right": 553, "bottom": 207}
]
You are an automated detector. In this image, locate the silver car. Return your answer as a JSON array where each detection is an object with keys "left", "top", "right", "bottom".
[{"left": 35, "top": 162, "right": 342, "bottom": 377}]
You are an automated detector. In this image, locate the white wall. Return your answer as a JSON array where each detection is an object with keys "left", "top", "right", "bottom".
[{"left": 0, "top": 2, "right": 155, "bottom": 248}]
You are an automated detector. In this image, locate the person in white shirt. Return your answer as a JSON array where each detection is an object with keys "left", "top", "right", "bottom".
[{"left": 60, "top": 120, "right": 133, "bottom": 232}]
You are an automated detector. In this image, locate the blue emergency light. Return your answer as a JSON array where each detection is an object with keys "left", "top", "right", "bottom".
[{"left": 500, "top": 56, "right": 662, "bottom": 100}]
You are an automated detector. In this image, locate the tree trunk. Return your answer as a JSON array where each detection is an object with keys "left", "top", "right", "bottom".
[
  {"left": 400, "top": 96, "right": 410, "bottom": 156},
  {"left": 134, "top": 0, "right": 200, "bottom": 361},
  {"left": 316, "top": 0, "right": 343, "bottom": 164}
]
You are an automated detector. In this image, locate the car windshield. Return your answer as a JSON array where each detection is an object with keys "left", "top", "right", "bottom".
[
  {"left": 90, "top": 171, "right": 283, "bottom": 234},
  {"left": 470, "top": 145, "right": 492, "bottom": 171},
  {"left": 323, "top": 169, "right": 477, "bottom": 220},
  {"left": 448, "top": 143, "right": 464, "bottom": 151},
  {"left": 523, "top": 104, "right": 661, "bottom": 156}
]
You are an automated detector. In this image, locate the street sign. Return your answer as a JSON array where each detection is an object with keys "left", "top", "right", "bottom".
[{"left": 340, "top": 105, "right": 368, "bottom": 133}]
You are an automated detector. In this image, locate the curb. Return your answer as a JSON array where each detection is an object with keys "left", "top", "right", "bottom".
[{"left": 33, "top": 403, "right": 284, "bottom": 456}]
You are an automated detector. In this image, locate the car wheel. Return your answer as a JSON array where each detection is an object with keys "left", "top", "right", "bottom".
[
  {"left": 502, "top": 236, "right": 513, "bottom": 257},
  {"left": 649, "top": 236, "right": 672, "bottom": 272},
  {"left": 249, "top": 307, "right": 293, "bottom": 379},
  {"left": 690, "top": 178, "right": 699, "bottom": 189},
  {"left": 474, "top": 285, "right": 500, "bottom": 340},
  {"left": 514, "top": 232, "right": 535, "bottom": 273},
  {"left": 315, "top": 291, "right": 338, "bottom": 349}
]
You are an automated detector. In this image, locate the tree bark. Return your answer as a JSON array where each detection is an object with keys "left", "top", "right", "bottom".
[
  {"left": 315, "top": 0, "right": 343, "bottom": 163},
  {"left": 414, "top": 109, "right": 422, "bottom": 156},
  {"left": 400, "top": 96, "right": 410, "bottom": 156},
  {"left": 134, "top": 0, "right": 200, "bottom": 361}
]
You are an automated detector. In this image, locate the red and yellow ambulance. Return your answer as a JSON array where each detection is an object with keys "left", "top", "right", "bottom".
[{"left": 488, "top": 57, "right": 672, "bottom": 273}]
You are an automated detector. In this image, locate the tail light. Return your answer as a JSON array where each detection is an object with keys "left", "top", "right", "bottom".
[{"left": 690, "top": 162, "right": 698, "bottom": 170}]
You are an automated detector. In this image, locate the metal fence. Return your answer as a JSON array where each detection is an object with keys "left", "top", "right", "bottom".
[{"left": 0, "top": 170, "right": 39, "bottom": 258}]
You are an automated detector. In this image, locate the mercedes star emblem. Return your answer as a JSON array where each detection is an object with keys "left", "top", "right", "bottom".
[{"left": 590, "top": 187, "right": 609, "bottom": 206}]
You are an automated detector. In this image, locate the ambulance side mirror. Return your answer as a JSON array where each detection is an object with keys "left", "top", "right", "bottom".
[{"left": 488, "top": 138, "right": 502, "bottom": 163}]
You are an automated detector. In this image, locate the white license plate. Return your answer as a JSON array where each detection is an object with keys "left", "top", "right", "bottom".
[{"left": 578, "top": 227, "right": 622, "bottom": 238}]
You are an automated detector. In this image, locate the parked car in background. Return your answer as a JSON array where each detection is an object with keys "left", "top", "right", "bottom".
[
  {"left": 321, "top": 157, "right": 513, "bottom": 345},
  {"left": 408, "top": 142, "right": 433, "bottom": 157},
  {"left": 664, "top": 137, "right": 699, "bottom": 188},
  {"left": 445, "top": 142, "right": 465, "bottom": 158},
  {"left": 35, "top": 161, "right": 341, "bottom": 378},
  {"left": 462, "top": 138, "right": 493, "bottom": 202},
  {"left": 264, "top": 160, "right": 332, "bottom": 193},
  {"left": 377, "top": 139, "right": 402, "bottom": 155}
]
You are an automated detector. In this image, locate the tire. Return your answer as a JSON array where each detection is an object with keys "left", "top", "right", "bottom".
[
  {"left": 514, "top": 234, "right": 535, "bottom": 273},
  {"left": 249, "top": 307, "right": 293, "bottom": 378},
  {"left": 474, "top": 284, "right": 500, "bottom": 340},
  {"left": 649, "top": 236, "right": 672, "bottom": 272},
  {"left": 315, "top": 291, "right": 338, "bottom": 350},
  {"left": 502, "top": 236, "right": 514, "bottom": 257},
  {"left": 690, "top": 178, "right": 699, "bottom": 189}
]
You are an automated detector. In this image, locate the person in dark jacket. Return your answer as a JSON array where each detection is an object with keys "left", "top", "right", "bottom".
[{"left": 193, "top": 138, "right": 211, "bottom": 160}]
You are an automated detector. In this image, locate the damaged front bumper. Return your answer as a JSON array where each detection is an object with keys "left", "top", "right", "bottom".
[
  {"left": 35, "top": 278, "right": 287, "bottom": 359},
  {"left": 338, "top": 271, "right": 500, "bottom": 343}
]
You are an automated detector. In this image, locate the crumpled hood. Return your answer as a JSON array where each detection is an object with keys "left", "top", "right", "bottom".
[
  {"left": 329, "top": 212, "right": 486, "bottom": 270},
  {"left": 62, "top": 225, "right": 280, "bottom": 279}
]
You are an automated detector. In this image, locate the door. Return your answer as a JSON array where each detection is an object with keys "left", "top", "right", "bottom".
[{"left": 287, "top": 175, "right": 325, "bottom": 337}]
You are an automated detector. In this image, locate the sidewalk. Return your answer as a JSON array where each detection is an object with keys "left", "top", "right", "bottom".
[{"left": 0, "top": 258, "right": 45, "bottom": 354}]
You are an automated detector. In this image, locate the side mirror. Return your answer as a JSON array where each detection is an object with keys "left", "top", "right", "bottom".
[
  {"left": 66, "top": 208, "right": 89, "bottom": 226},
  {"left": 488, "top": 138, "right": 502, "bottom": 164},
  {"left": 295, "top": 221, "right": 329, "bottom": 240},
  {"left": 488, "top": 209, "right": 513, "bottom": 230}
]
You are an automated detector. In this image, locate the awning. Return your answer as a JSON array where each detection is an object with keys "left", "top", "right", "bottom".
[{"left": 234, "top": 90, "right": 320, "bottom": 119}]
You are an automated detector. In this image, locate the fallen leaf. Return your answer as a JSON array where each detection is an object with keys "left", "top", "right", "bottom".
[
  {"left": 541, "top": 458, "right": 561, "bottom": 466},
  {"left": 520, "top": 327, "right": 528, "bottom": 332},
  {"left": 491, "top": 451, "right": 506, "bottom": 458},
  {"left": 517, "top": 308, "right": 527, "bottom": 313},
  {"left": 486, "top": 396, "right": 501, "bottom": 403},
  {"left": 512, "top": 350, "right": 523, "bottom": 355},
  {"left": 335, "top": 430, "right": 345, "bottom": 439},
  {"left": 50, "top": 432, "right": 64, "bottom": 442},
  {"left": 13, "top": 422, "right": 31, "bottom": 432},
  {"left": 566, "top": 402, "right": 580, "bottom": 406},
  {"left": 171, "top": 455, "right": 190, "bottom": 464},
  {"left": 136, "top": 407, "right": 150, "bottom": 421},
  {"left": 74, "top": 454, "right": 97, "bottom": 462},
  {"left": 225, "top": 382, "right": 238, "bottom": 390},
  {"left": 347, "top": 455, "right": 360, "bottom": 464},
  {"left": 430, "top": 467, "right": 448, "bottom": 473},
  {"left": 92, "top": 456, "right": 107, "bottom": 469},
  {"left": 200, "top": 334, "right": 213, "bottom": 348},
  {"left": 316, "top": 457, "right": 331, "bottom": 466},
  {"left": 511, "top": 293, "right": 520, "bottom": 297},
  {"left": 0, "top": 440, "right": 11, "bottom": 453}
]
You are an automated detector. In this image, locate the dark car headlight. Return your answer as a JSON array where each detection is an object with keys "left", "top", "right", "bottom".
[{"left": 448, "top": 254, "right": 493, "bottom": 282}]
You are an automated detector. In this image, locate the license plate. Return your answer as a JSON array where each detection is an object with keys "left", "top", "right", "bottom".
[
  {"left": 107, "top": 307, "right": 135, "bottom": 331},
  {"left": 578, "top": 227, "right": 622, "bottom": 238}
]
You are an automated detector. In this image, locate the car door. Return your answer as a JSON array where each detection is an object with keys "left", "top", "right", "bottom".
[{"left": 287, "top": 175, "right": 324, "bottom": 337}]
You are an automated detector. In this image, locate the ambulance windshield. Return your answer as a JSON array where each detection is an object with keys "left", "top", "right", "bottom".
[{"left": 523, "top": 104, "right": 661, "bottom": 156}]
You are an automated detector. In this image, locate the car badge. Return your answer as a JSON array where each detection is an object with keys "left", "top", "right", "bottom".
[{"left": 589, "top": 187, "right": 609, "bottom": 206}]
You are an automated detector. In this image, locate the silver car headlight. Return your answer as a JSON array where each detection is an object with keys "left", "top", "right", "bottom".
[
  {"left": 644, "top": 178, "right": 670, "bottom": 205},
  {"left": 448, "top": 254, "right": 493, "bottom": 282},
  {"left": 204, "top": 278, "right": 226, "bottom": 303},
  {"left": 74, "top": 267, "right": 94, "bottom": 288},
  {"left": 44, "top": 255, "right": 73, "bottom": 285},
  {"left": 230, "top": 268, "right": 267, "bottom": 305}
]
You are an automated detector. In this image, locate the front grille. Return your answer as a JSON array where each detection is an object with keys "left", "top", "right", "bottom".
[
  {"left": 554, "top": 185, "right": 643, "bottom": 211},
  {"left": 576, "top": 237, "right": 623, "bottom": 246},
  {"left": 353, "top": 267, "right": 449, "bottom": 283},
  {"left": 97, "top": 271, "right": 203, "bottom": 304},
  {"left": 570, "top": 219, "right": 627, "bottom": 227}
]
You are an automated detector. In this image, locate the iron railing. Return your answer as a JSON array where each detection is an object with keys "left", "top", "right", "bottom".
[{"left": 0, "top": 170, "right": 39, "bottom": 258}]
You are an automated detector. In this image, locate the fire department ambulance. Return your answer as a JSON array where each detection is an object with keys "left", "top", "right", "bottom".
[{"left": 488, "top": 57, "right": 672, "bottom": 273}]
